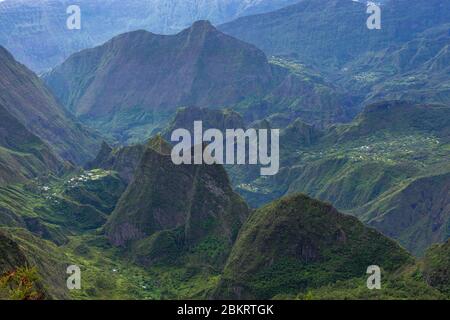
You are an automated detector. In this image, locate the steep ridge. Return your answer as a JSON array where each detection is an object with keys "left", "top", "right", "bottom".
[
  {"left": 0, "top": 103, "right": 62, "bottom": 186},
  {"left": 45, "top": 21, "right": 352, "bottom": 143},
  {"left": 85, "top": 142, "right": 146, "bottom": 184},
  {"left": 0, "top": 46, "right": 100, "bottom": 165},
  {"left": 232, "top": 101, "right": 450, "bottom": 254},
  {"left": 0, "top": 230, "right": 68, "bottom": 299},
  {"left": 0, "top": 231, "right": 28, "bottom": 275},
  {"left": 105, "top": 136, "right": 249, "bottom": 268},
  {"left": 45, "top": 21, "right": 276, "bottom": 117},
  {"left": 161, "top": 106, "right": 246, "bottom": 140},
  {"left": 362, "top": 172, "right": 450, "bottom": 256}
]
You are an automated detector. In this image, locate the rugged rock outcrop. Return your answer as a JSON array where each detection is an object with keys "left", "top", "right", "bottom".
[{"left": 105, "top": 136, "right": 249, "bottom": 266}]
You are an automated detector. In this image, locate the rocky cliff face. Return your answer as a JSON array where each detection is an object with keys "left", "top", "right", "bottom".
[{"left": 105, "top": 136, "right": 249, "bottom": 266}]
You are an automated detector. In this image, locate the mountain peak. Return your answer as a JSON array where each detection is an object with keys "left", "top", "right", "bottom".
[
  {"left": 190, "top": 20, "right": 216, "bottom": 32},
  {"left": 45, "top": 19, "right": 274, "bottom": 144},
  {"left": 179, "top": 20, "right": 220, "bottom": 39}
]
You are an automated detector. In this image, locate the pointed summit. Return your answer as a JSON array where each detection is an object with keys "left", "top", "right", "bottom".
[
  {"left": 189, "top": 20, "right": 217, "bottom": 33},
  {"left": 106, "top": 136, "right": 249, "bottom": 268},
  {"left": 44, "top": 21, "right": 274, "bottom": 143}
]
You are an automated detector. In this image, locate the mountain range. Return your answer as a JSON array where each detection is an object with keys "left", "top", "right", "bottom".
[
  {"left": 0, "top": 0, "right": 301, "bottom": 72},
  {"left": 219, "top": 0, "right": 450, "bottom": 106},
  {"left": 0, "top": 0, "right": 449, "bottom": 301},
  {"left": 2, "top": 130, "right": 446, "bottom": 299},
  {"left": 220, "top": 100, "right": 450, "bottom": 255},
  {"left": 0, "top": 46, "right": 101, "bottom": 165},
  {"left": 44, "top": 21, "right": 354, "bottom": 144}
]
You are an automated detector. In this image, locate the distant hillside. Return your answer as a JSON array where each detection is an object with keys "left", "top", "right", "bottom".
[
  {"left": 45, "top": 21, "right": 352, "bottom": 143},
  {"left": 0, "top": 46, "right": 101, "bottom": 165},
  {"left": 106, "top": 136, "right": 249, "bottom": 269},
  {"left": 361, "top": 172, "right": 450, "bottom": 256},
  {"left": 219, "top": 0, "right": 450, "bottom": 106},
  {"left": 0, "top": 0, "right": 300, "bottom": 72},
  {"left": 0, "top": 103, "right": 62, "bottom": 186},
  {"left": 220, "top": 0, "right": 450, "bottom": 70},
  {"left": 232, "top": 101, "right": 450, "bottom": 255}
]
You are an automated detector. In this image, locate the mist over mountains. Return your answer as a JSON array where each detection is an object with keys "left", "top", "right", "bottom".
[
  {"left": 0, "top": 0, "right": 449, "bottom": 301},
  {"left": 0, "top": 0, "right": 300, "bottom": 72}
]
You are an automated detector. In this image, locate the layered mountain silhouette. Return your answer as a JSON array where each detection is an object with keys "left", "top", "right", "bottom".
[
  {"left": 0, "top": 0, "right": 449, "bottom": 301},
  {"left": 106, "top": 136, "right": 249, "bottom": 267},
  {"left": 220, "top": 0, "right": 450, "bottom": 106},
  {"left": 0, "top": 0, "right": 301, "bottom": 72},
  {"left": 45, "top": 20, "right": 353, "bottom": 143},
  {"left": 46, "top": 21, "right": 275, "bottom": 117},
  {"left": 230, "top": 101, "right": 450, "bottom": 255},
  {"left": 220, "top": 0, "right": 450, "bottom": 70}
]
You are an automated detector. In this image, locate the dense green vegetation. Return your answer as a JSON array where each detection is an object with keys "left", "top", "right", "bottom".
[
  {"left": 220, "top": 0, "right": 450, "bottom": 108},
  {"left": 422, "top": 240, "right": 450, "bottom": 295},
  {"left": 230, "top": 101, "right": 450, "bottom": 256},
  {"left": 0, "top": 266, "right": 44, "bottom": 300},
  {"left": 0, "top": 0, "right": 449, "bottom": 301},
  {"left": 1, "top": 175, "right": 448, "bottom": 300}
]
